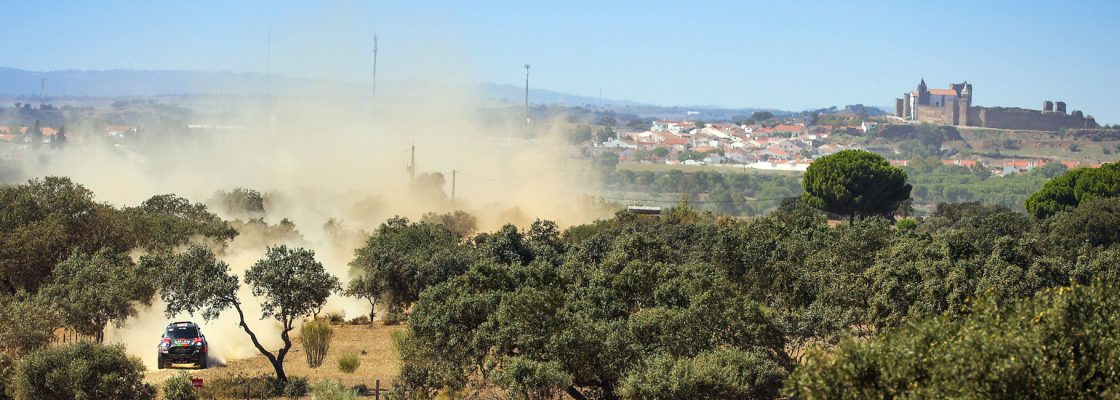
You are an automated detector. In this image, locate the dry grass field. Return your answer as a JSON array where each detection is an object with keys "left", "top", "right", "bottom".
[{"left": 145, "top": 322, "right": 406, "bottom": 398}]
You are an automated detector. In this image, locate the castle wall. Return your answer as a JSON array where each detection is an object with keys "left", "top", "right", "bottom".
[
  {"left": 914, "top": 104, "right": 955, "bottom": 126},
  {"left": 973, "top": 107, "right": 1098, "bottom": 131}
]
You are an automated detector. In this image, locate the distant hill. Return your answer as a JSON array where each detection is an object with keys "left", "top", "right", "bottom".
[
  {"left": 0, "top": 67, "right": 640, "bottom": 106},
  {"left": 0, "top": 67, "right": 879, "bottom": 120}
]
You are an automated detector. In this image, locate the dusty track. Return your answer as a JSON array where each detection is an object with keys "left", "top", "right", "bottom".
[{"left": 144, "top": 323, "right": 405, "bottom": 390}]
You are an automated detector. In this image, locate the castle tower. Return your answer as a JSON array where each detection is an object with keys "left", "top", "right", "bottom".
[
  {"left": 958, "top": 82, "right": 972, "bottom": 126},
  {"left": 917, "top": 79, "right": 930, "bottom": 105},
  {"left": 895, "top": 98, "right": 904, "bottom": 117},
  {"left": 1056, "top": 101, "right": 1067, "bottom": 114},
  {"left": 903, "top": 92, "right": 912, "bottom": 119},
  {"left": 1043, "top": 100, "right": 1054, "bottom": 112}
]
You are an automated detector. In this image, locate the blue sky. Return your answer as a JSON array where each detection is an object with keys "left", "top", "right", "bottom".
[{"left": 3, "top": 0, "right": 1119, "bottom": 122}]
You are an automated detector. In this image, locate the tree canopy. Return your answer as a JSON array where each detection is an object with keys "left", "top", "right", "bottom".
[
  {"left": 801, "top": 150, "right": 912, "bottom": 221},
  {"left": 1025, "top": 161, "right": 1120, "bottom": 218},
  {"left": 151, "top": 244, "right": 340, "bottom": 382}
]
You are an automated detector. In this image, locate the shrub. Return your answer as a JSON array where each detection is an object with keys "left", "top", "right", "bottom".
[
  {"left": 311, "top": 380, "right": 359, "bottom": 400},
  {"left": 198, "top": 372, "right": 274, "bottom": 399},
  {"left": 283, "top": 376, "right": 310, "bottom": 398},
  {"left": 348, "top": 315, "right": 370, "bottom": 325},
  {"left": 338, "top": 352, "right": 361, "bottom": 373},
  {"left": 352, "top": 383, "right": 373, "bottom": 396},
  {"left": 12, "top": 342, "right": 156, "bottom": 400},
  {"left": 618, "top": 349, "right": 786, "bottom": 400},
  {"left": 324, "top": 311, "right": 346, "bottom": 324},
  {"left": 895, "top": 218, "right": 918, "bottom": 230},
  {"left": 382, "top": 309, "right": 405, "bottom": 325},
  {"left": 163, "top": 372, "right": 199, "bottom": 400},
  {"left": 301, "top": 319, "right": 334, "bottom": 368}
]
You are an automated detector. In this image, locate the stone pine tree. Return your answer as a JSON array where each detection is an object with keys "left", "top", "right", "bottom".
[
  {"left": 801, "top": 150, "right": 912, "bottom": 223},
  {"left": 148, "top": 245, "right": 340, "bottom": 382}
]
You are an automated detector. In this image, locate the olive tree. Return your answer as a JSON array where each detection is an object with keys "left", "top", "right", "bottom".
[
  {"left": 802, "top": 150, "right": 911, "bottom": 222},
  {"left": 148, "top": 245, "right": 340, "bottom": 382}
]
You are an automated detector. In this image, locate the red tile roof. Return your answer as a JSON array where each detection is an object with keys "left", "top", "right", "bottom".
[
  {"left": 928, "top": 89, "right": 958, "bottom": 96},
  {"left": 773, "top": 124, "right": 805, "bottom": 133}
]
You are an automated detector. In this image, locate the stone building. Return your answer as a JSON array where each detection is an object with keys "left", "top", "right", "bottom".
[{"left": 894, "top": 79, "right": 1097, "bottom": 131}]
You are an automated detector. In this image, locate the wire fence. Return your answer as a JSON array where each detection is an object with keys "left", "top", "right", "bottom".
[
  {"left": 49, "top": 328, "right": 96, "bottom": 346},
  {"left": 190, "top": 375, "right": 391, "bottom": 400}
]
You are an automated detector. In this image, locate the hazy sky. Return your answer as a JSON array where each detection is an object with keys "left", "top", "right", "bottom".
[{"left": 4, "top": 0, "right": 1119, "bottom": 122}]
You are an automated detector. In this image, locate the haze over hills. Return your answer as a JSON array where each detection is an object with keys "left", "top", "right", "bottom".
[
  {"left": 0, "top": 67, "right": 641, "bottom": 107},
  {"left": 0, "top": 67, "right": 843, "bottom": 120}
]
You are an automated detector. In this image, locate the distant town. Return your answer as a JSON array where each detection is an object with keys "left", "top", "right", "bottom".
[{"left": 579, "top": 79, "right": 1116, "bottom": 177}]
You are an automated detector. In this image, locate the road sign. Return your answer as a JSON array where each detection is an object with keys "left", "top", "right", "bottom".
[{"left": 191, "top": 378, "right": 204, "bottom": 388}]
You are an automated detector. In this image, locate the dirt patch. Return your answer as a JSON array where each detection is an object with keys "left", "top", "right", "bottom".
[{"left": 145, "top": 322, "right": 405, "bottom": 393}]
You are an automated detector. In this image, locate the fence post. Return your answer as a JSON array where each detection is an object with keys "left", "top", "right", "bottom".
[{"left": 375, "top": 379, "right": 380, "bottom": 400}]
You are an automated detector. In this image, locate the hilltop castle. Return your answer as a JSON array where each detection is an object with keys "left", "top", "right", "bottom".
[{"left": 894, "top": 79, "right": 1097, "bottom": 131}]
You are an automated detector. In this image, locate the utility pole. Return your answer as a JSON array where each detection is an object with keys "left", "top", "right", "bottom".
[
  {"left": 408, "top": 145, "right": 415, "bottom": 182},
  {"left": 524, "top": 64, "right": 531, "bottom": 124},
  {"left": 39, "top": 76, "right": 45, "bottom": 107},
  {"left": 372, "top": 35, "right": 378, "bottom": 116},
  {"left": 451, "top": 169, "right": 456, "bottom": 202}
]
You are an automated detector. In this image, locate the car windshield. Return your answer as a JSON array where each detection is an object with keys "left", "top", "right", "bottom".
[{"left": 166, "top": 326, "right": 200, "bottom": 339}]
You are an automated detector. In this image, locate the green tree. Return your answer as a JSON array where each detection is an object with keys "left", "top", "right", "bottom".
[
  {"left": 749, "top": 111, "right": 774, "bottom": 123},
  {"left": 801, "top": 150, "right": 912, "bottom": 222},
  {"left": 347, "top": 217, "right": 471, "bottom": 318},
  {"left": 12, "top": 342, "right": 156, "bottom": 400},
  {"left": 420, "top": 210, "right": 478, "bottom": 238},
  {"left": 789, "top": 283, "right": 1120, "bottom": 399},
  {"left": 40, "top": 249, "right": 156, "bottom": 342},
  {"left": 626, "top": 119, "right": 649, "bottom": 131},
  {"left": 210, "top": 187, "right": 266, "bottom": 217},
  {"left": 1025, "top": 162, "right": 1120, "bottom": 218},
  {"left": 594, "top": 126, "right": 615, "bottom": 143},
  {"left": 343, "top": 272, "right": 382, "bottom": 322},
  {"left": 0, "top": 292, "right": 59, "bottom": 356},
  {"left": 900, "top": 123, "right": 945, "bottom": 158},
  {"left": 149, "top": 245, "right": 340, "bottom": 382}
]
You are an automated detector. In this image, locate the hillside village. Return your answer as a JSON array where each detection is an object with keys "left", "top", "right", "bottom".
[
  {"left": 584, "top": 116, "right": 1113, "bottom": 176},
  {"left": 2, "top": 97, "right": 1118, "bottom": 180}
]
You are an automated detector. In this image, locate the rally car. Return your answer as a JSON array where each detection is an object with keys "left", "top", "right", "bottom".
[{"left": 157, "top": 321, "right": 208, "bottom": 369}]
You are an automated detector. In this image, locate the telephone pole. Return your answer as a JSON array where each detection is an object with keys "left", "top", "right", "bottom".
[
  {"left": 408, "top": 145, "right": 415, "bottom": 182},
  {"left": 451, "top": 170, "right": 457, "bottom": 202},
  {"left": 524, "top": 64, "right": 531, "bottom": 124}
]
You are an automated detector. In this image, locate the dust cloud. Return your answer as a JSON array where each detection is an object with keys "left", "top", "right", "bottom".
[{"left": 23, "top": 77, "right": 612, "bottom": 369}]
